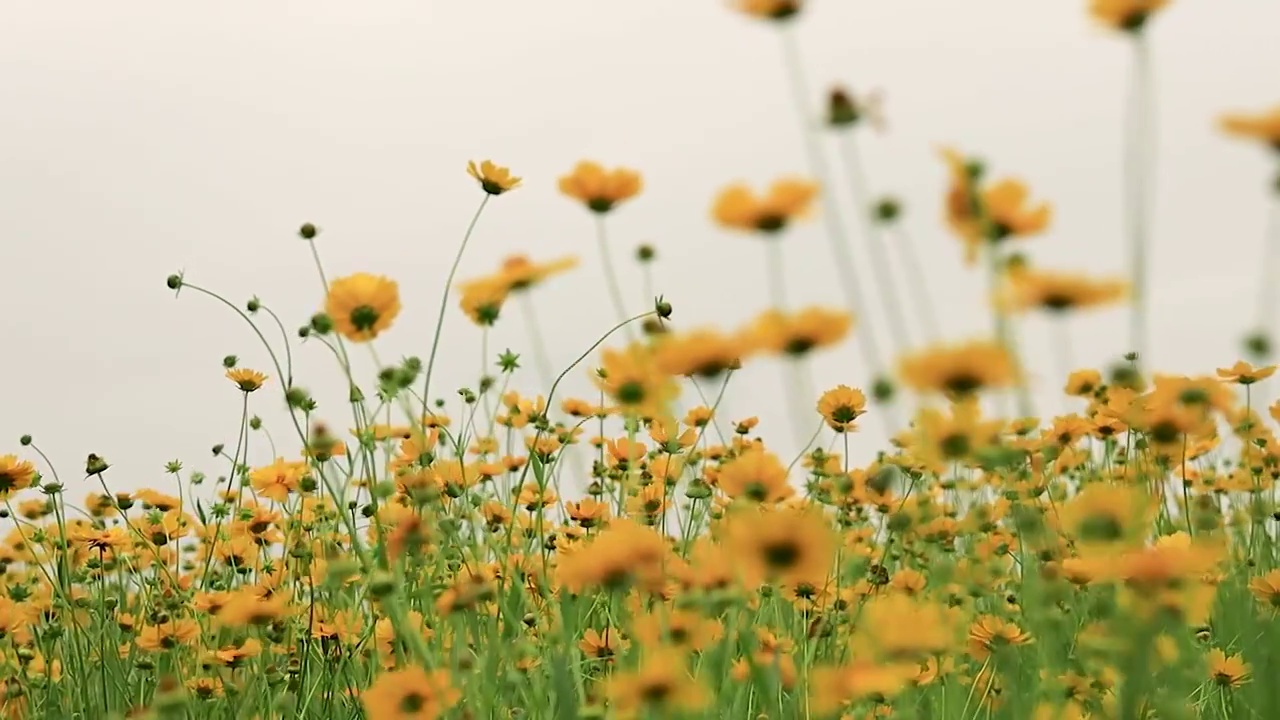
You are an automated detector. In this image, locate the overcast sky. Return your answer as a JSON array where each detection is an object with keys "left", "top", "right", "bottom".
[{"left": 3, "top": 1, "right": 1278, "bottom": 491}]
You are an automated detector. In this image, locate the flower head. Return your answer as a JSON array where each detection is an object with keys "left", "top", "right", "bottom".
[
  {"left": 997, "top": 268, "right": 1128, "bottom": 314},
  {"left": 225, "top": 368, "right": 267, "bottom": 393},
  {"left": 362, "top": 665, "right": 460, "bottom": 720},
  {"left": 729, "top": 0, "right": 802, "bottom": 21},
  {"left": 712, "top": 177, "right": 819, "bottom": 234},
  {"left": 466, "top": 160, "right": 520, "bottom": 195},
  {"left": 0, "top": 455, "right": 37, "bottom": 498},
  {"left": 742, "top": 307, "right": 853, "bottom": 357},
  {"left": 898, "top": 340, "right": 1017, "bottom": 396},
  {"left": 324, "top": 273, "right": 402, "bottom": 342},
  {"left": 817, "top": 385, "right": 867, "bottom": 432},
  {"left": 559, "top": 161, "right": 643, "bottom": 213},
  {"left": 1089, "top": 0, "right": 1171, "bottom": 32}
]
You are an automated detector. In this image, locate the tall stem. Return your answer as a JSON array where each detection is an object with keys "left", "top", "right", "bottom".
[
  {"left": 778, "top": 26, "right": 899, "bottom": 433},
  {"left": 1252, "top": 195, "right": 1280, "bottom": 356},
  {"left": 422, "top": 196, "right": 490, "bottom": 416},
  {"left": 765, "top": 239, "right": 789, "bottom": 310},
  {"left": 519, "top": 293, "right": 556, "bottom": 389},
  {"left": 1125, "top": 34, "right": 1155, "bottom": 368},
  {"left": 594, "top": 215, "right": 636, "bottom": 342},
  {"left": 837, "top": 133, "right": 913, "bottom": 357},
  {"left": 886, "top": 223, "right": 941, "bottom": 342}
]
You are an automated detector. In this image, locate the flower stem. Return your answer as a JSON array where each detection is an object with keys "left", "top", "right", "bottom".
[
  {"left": 836, "top": 133, "right": 914, "bottom": 357},
  {"left": 594, "top": 214, "right": 636, "bottom": 342},
  {"left": 1125, "top": 33, "right": 1156, "bottom": 368},
  {"left": 778, "top": 25, "right": 899, "bottom": 434},
  {"left": 422, "top": 195, "right": 491, "bottom": 417}
]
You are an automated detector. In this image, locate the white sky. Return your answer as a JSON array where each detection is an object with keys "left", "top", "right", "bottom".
[{"left": 3, "top": 1, "right": 1279, "bottom": 491}]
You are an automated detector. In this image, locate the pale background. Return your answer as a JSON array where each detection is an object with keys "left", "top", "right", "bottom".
[{"left": 2, "top": 1, "right": 1278, "bottom": 493}]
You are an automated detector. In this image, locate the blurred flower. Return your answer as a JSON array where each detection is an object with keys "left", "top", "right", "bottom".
[
  {"left": 997, "top": 268, "right": 1128, "bottom": 314},
  {"left": 712, "top": 177, "right": 819, "bottom": 233},
  {"left": 559, "top": 161, "right": 643, "bottom": 213},
  {"left": 728, "top": 0, "right": 802, "bottom": 21},
  {"left": 324, "top": 273, "right": 402, "bottom": 342},
  {"left": 1220, "top": 104, "right": 1280, "bottom": 150},
  {"left": 742, "top": 307, "right": 853, "bottom": 357},
  {"left": 1089, "top": 0, "right": 1171, "bottom": 32},
  {"left": 898, "top": 340, "right": 1016, "bottom": 396}
]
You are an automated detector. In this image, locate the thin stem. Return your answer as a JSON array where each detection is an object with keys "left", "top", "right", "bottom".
[
  {"left": 1053, "top": 318, "right": 1076, "bottom": 412},
  {"left": 777, "top": 26, "right": 899, "bottom": 432},
  {"left": 836, "top": 133, "right": 913, "bottom": 357},
  {"left": 519, "top": 293, "right": 556, "bottom": 389},
  {"left": 764, "top": 239, "right": 789, "bottom": 310},
  {"left": 423, "top": 195, "right": 491, "bottom": 416},
  {"left": 594, "top": 215, "right": 636, "bottom": 342},
  {"left": 1125, "top": 33, "right": 1156, "bottom": 368},
  {"left": 885, "top": 223, "right": 941, "bottom": 342},
  {"left": 1253, "top": 195, "right": 1280, "bottom": 354}
]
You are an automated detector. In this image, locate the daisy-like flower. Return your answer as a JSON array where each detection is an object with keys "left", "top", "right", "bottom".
[
  {"left": 1216, "top": 360, "right": 1276, "bottom": 386},
  {"left": 898, "top": 340, "right": 1017, "bottom": 396},
  {"left": 362, "top": 665, "right": 461, "bottom": 720},
  {"left": 997, "top": 268, "right": 1128, "bottom": 314},
  {"left": 1207, "top": 648, "right": 1251, "bottom": 689},
  {"left": 323, "top": 273, "right": 402, "bottom": 343},
  {"left": 0, "top": 455, "right": 38, "bottom": 498},
  {"left": 558, "top": 161, "right": 643, "bottom": 213},
  {"left": 225, "top": 368, "right": 267, "bottom": 393},
  {"left": 817, "top": 385, "right": 867, "bottom": 432},
  {"left": 712, "top": 177, "right": 819, "bottom": 234},
  {"left": 466, "top": 160, "right": 521, "bottom": 195}
]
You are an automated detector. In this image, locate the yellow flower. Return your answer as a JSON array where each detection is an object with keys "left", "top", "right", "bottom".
[
  {"left": 457, "top": 275, "right": 509, "bottom": 326},
  {"left": 983, "top": 179, "right": 1052, "bottom": 242},
  {"left": 1207, "top": 649, "right": 1251, "bottom": 689},
  {"left": 1220, "top": 105, "right": 1280, "bottom": 149},
  {"left": 558, "top": 161, "right": 643, "bottom": 213},
  {"left": 967, "top": 615, "right": 1032, "bottom": 659},
  {"left": 898, "top": 340, "right": 1017, "bottom": 396},
  {"left": 324, "top": 273, "right": 402, "bottom": 342},
  {"left": 817, "top": 385, "right": 867, "bottom": 432},
  {"left": 1089, "top": 0, "right": 1171, "bottom": 32},
  {"left": 723, "top": 503, "right": 835, "bottom": 589},
  {"left": 997, "top": 268, "right": 1128, "bottom": 314},
  {"left": 742, "top": 307, "right": 853, "bottom": 357},
  {"left": 607, "top": 648, "right": 709, "bottom": 719},
  {"left": 362, "top": 665, "right": 460, "bottom": 720},
  {"left": 0, "top": 455, "right": 37, "bottom": 498},
  {"left": 729, "top": 0, "right": 802, "bottom": 21},
  {"left": 594, "top": 343, "right": 679, "bottom": 418},
  {"left": 712, "top": 178, "right": 819, "bottom": 233},
  {"left": 466, "top": 160, "right": 521, "bottom": 195},
  {"left": 497, "top": 254, "right": 578, "bottom": 292},
  {"left": 652, "top": 328, "right": 745, "bottom": 378},
  {"left": 225, "top": 368, "right": 267, "bottom": 393},
  {"left": 1215, "top": 360, "right": 1276, "bottom": 386},
  {"left": 715, "top": 448, "right": 794, "bottom": 503}
]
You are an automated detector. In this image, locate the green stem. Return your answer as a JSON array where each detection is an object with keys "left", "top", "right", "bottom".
[
  {"left": 594, "top": 214, "right": 636, "bottom": 342},
  {"left": 423, "top": 195, "right": 491, "bottom": 416},
  {"left": 777, "top": 26, "right": 900, "bottom": 434},
  {"left": 1125, "top": 33, "right": 1155, "bottom": 368}
]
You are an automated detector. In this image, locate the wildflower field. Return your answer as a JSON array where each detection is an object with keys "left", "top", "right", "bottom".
[{"left": 6, "top": 1, "right": 1280, "bottom": 718}]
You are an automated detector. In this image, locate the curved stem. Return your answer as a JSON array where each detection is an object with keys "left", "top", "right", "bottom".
[{"left": 422, "top": 195, "right": 491, "bottom": 416}]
